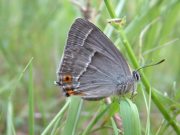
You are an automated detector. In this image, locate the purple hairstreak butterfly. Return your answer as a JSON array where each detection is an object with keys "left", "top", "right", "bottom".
[{"left": 55, "top": 18, "right": 141, "bottom": 100}]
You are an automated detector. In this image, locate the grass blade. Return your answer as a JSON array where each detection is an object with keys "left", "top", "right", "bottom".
[
  {"left": 62, "top": 96, "right": 83, "bottom": 135},
  {"left": 28, "top": 58, "right": 34, "bottom": 135},
  {"left": 119, "top": 98, "right": 141, "bottom": 135},
  {"left": 41, "top": 99, "right": 70, "bottom": 135}
]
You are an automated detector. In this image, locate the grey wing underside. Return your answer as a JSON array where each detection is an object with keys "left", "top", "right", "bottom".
[
  {"left": 58, "top": 18, "right": 133, "bottom": 100},
  {"left": 78, "top": 53, "right": 119, "bottom": 100}
]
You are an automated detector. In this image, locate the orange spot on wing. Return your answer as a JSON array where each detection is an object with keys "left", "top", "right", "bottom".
[
  {"left": 66, "top": 90, "right": 85, "bottom": 96},
  {"left": 62, "top": 74, "right": 73, "bottom": 83},
  {"left": 67, "top": 90, "right": 75, "bottom": 95}
]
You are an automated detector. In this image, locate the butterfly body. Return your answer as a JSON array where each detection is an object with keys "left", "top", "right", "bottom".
[{"left": 56, "top": 18, "right": 140, "bottom": 100}]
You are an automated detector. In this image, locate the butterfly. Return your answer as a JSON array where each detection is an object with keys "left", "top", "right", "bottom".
[{"left": 55, "top": 18, "right": 140, "bottom": 100}]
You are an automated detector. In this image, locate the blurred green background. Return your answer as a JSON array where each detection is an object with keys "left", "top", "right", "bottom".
[{"left": 0, "top": 0, "right": 180, "bottom": 134}]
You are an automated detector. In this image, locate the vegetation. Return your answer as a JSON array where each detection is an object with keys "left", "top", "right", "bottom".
[{"left": 0, "top": 0, "right": 179, "bottom": 134}]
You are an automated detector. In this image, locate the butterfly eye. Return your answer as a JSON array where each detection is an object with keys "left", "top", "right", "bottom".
[
  {"left": 62, "top": 74, "right": 72, "bottom": 83},
  {"left": 133, "top": 71, "right": 140, "bottom": 81}
]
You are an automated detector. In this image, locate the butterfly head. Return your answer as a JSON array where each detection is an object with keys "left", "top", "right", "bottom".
[{"left": 132, "top": 59, "right": 165, "bottom": 82}]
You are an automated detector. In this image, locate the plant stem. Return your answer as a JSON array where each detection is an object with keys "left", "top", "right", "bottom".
[{"left": 104, "top": 0, "right": 180, "bottom": 134}]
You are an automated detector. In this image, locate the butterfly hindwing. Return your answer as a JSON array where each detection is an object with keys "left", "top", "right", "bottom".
[{"left": 57, "top": 18, "right": 135, "bottom": 99}]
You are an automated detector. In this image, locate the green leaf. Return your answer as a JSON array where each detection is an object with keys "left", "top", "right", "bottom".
[
  {"left": 62, "top": 96, "right": 83, "bottom": 135},
  {"left": 119, "top": 98, "right": 141, "bottom": 135}
]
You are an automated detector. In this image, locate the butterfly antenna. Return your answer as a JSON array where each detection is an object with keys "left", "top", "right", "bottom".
[{"left": 136, "top": 59, "right": 165, "bottom": 71}]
